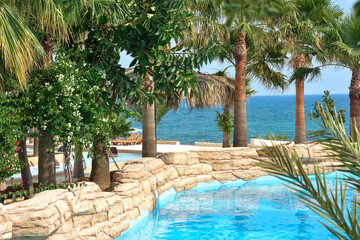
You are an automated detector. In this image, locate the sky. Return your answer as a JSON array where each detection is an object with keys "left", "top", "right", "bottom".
[{"left": 119, "top": 0, "right": 358, "bottom": 96}]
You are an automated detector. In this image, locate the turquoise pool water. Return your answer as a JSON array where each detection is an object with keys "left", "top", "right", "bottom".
[
  {"left": 119, "top": 172, "right": 349, "bottom": 240},
  {"left": 13, "top": 152, "right": 141, "bottom": 178}
]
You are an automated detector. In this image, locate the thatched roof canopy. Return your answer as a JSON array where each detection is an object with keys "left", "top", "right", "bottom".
[
  {"left": 185, "top": 72, "right": 235, "bottom": 110},
  {"left": 125, "top": 69, "right": 238, "bottom": 110}
]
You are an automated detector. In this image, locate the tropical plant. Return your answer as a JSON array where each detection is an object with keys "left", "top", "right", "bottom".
[
  {"left": 0, "top": 3, "right": 44, "bottom": 90},
  {"left": 116, "top": 0, "right": 219, "bottom": 157},
  {"left": 205, "top": 0, "right": 289, "bottom": 148},
  {"left": 0, "top": 100, "right": 25, "bottom": 183},
  {"left": 255, "top": 132, "right": 292, "bottom": 141},
  {"left": 281, "top": 0, "right": 342, "bottom": 144},
  {"left": 108, "top": 112, "right": 134, "bottom": 139},
  {"left": 309, "top": 90, "right": 346, "bottom": 123},
  {"left": 259, "top": 103, "right": 360, "bottom": 239}
]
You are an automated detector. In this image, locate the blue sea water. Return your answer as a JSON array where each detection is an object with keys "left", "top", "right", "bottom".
[
  {"left": 132, "top": 94, "right": 350, "bottom": 145},
  {"left": 119, "top": 172, "right": 350, "bottom": 240}
]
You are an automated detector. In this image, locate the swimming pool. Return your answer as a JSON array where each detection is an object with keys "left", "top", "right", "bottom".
[
  {"left": 13, "top": 152, "right": 141, "bottom": 178},
  {"left": 119, "top": 172, "right": 348, "bottom": 240}
]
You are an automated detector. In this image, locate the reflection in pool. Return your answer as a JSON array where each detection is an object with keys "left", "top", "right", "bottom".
[{"left": 119, "top": 172, "right": 346, "bottom": 240}]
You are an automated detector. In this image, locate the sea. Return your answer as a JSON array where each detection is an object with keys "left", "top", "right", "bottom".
[{"left": 132, "top": 94, "right": 350, "bottom": 145}]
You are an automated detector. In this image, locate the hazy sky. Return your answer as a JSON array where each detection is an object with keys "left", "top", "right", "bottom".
[{"left": 120, "top": 0, "right": 358, "bottom": 96}]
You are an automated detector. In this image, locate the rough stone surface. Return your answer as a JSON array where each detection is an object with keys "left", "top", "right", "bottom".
[{"left": 1, "top": 144, "right": 339, "bottom": 239}]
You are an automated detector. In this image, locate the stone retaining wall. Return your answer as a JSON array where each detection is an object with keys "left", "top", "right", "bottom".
[{"left": 0, "top": 145, "right": 340, "bottom": 239}]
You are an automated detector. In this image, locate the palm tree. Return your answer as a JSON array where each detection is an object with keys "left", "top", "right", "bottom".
[
  {"left": 279, "top": 0, "right": 342, "bottom": 144},
  {"left": 185, "top": 71, "right": 255, "bottom": 147},
  {"left": 187, "top": 0, "right": 287, "bottom": 147},
  {"left": 0, "top": 3, "right": 44, "bottom": 89},
  {"left": 322, "top": 15, "right": 360, "bottom": 138},
  {"left": 218, "top": 30, "right": 288, "bottom": 147}
]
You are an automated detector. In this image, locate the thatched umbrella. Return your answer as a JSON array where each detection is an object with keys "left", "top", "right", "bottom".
[
  {"left": 185, "top": 72, "right": 234, "bottom": 147},
  {"left": 185, "top": 71, "right": 254, "bottom": 147}
]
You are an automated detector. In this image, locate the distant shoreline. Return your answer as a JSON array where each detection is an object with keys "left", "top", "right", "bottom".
[{"left": 252, "top": 93, "right": 348, "bottom": 97}]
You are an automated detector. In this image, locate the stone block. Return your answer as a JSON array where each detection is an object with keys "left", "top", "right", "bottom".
[
  {"left": 153, "top": 168, "right": 169, "bottom": 187},
  {"left": 132, "top": 191, "right": 145, "bottom": 208},
  {"left": 117, "top": 164, "right": 147, "bottom": 179},
  {"left": 198, "top": 151, "right": 231, "bottom": 162},
  {"left": 72, "top": 215, "right": 93, "bottom": 231},
  {"left": 229, "top": 148, "right": 259, "bottom": 158},
  {"left": 175, "top": 164, "right": 212, "bottom": 176},
  {"left": 210, "top": 160, "right": 233, "bottom": 171},
  {"left": 196, "top": 174, "right": 214, "bottom": 183},
  {"left": 167, "top": 166, "right": 179, "bottom": 180},
  {"left": 108, "top": 202, "right": 124, "bottom": 219},
  {"left": 108, "top": 214, "right": 130, "bottom": 238},
  {"left": 232, "top": 158, "right": 257, "bottom": 169},
  {"left": 94, "top": 197, "right": 109, "bottom": 213},
  {"left": 139, "top": 179, "right": 152, "bottom": 195},
  {"left": 161, "top": 152, "right": 199, "bottom": 165},
  {"left": 92, "top": 212, "right": 108, "bottom": 225},
  {"left": 142, "top": 158, "right": 166, "bottom": 173},
  {"left": 112, "top": 182, "right": 142, "bottom": 197},
  {"left": 232, "top": 170, "right": 266, "bottom": 181},
  {"left": 121, "top": 197, "right": 134, "bottom": 212},
  {"left": 72, "top": 200, "right": 95, "bottom": 216},
  {"left": 212, "top": 172, "right": 238, "bottom": 183},
  {"left": 126, "top": 208, "right": 140, "bottom": 220},
  {"left": 55, "top": 219, "right": 74, "bottom": 234},
  {"left": 173, "top": 177, "right": 197, "bottom": 192}
]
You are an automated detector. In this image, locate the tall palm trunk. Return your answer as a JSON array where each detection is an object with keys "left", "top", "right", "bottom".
[
  {"left": 142, "top": 74, "right": 157, "bottom": 157},
  {"left": 90, "top": 134, "right": 110, "bottom": 190},
  {"left": 33, "top": 127, "right": 39, "bottom": 157},
  {"left": 38, "top": 130, "right": 56, "bottom": 185},
  {"left": 222, "top": 105, "right": 231, "bottom": 148},
  {"left": 350, "top": 68, "right": 360, "bottom": 139},
  {"left": 73, "top": 142, "right": 84, "bottom": 178},
  {"left": 294, "top": 54, "right": 306, "bottom": 144},
  {"left": 233, "top": 31, "right": 248, "bottom": 147},
  {"left": 19, "top": 129, "right": 33, "bottom": 190}
]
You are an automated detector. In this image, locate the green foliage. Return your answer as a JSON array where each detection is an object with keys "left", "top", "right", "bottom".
[
  {"left": 259, "top": 104, "right": 360, "bottom": 239},
  {"left": 115, "top": 0, "right": 219, "bottom": 104},
  {"left": 215, "top": 111, "right": 234, "bottom": 134},
  {"left": 23, "top": 51, "right": 109, "bottom": 145},
  {"left": 309, "top": 90, "right": 345, "bottom": 123},
  {"left": 255, "top": 132, "right": 292, "bottom": 141},
  {"left": 0, "top": 97, "right": 25, "bottom": 182},
  {"left": 108, "top": 112, "right": 134, "bottom": 139},
  {"left": 0, "top": 182, "right": 86, "bottom": 204}
]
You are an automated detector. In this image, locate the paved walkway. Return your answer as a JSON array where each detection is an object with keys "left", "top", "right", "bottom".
[{"left": 113, "top": 143, "right": 219, "bottom": 153}]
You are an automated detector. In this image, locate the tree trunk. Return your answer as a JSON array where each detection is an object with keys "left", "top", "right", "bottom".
[
  {"left": 142, "top": 103, "right": 157, "bottom": 157},
  {"left": 73, "top": 143, "right": 85, "bottom": 178},
  {"left": 38, "top": 130, "right": 56, "bottom": 186},
  {"left": 350, "top": 68, "right": 360, "bottom": 139},
  {"left": 233, "top": 31, "right": 248, "bottom": 147},
  {"left": 90, "top": 134, "right": 110, "bottom": 190},
  {"left": 18, "top": 129, "right": 33, "bottom": 190},
  {"left": 294, "top": 54, "right": 306, "bottom": 144},
  {"left": 33, "top": 128, "right": 39, "bottom": 157},
  {"left": 142, "top": 73, "right": 157, "bottom": 157},
  {"left": 222, "top": 105, "right": 232, "bottom": 148}
]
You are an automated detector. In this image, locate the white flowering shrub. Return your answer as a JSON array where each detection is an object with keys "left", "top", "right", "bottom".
[{"left": 24, "top": 52, "right": 110, "bottom": 150}]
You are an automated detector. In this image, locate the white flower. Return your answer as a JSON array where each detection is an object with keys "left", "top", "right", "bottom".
[
  {"left": 102, "top": 118, "right": 107, "bottom": 122},
  {"left": 68, "top": 123, "right": 72, "bottom": 128}
]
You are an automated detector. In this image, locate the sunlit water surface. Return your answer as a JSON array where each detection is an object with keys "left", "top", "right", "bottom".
[{"left": 119, "top": 172, "right": 352, "bottom": 240}]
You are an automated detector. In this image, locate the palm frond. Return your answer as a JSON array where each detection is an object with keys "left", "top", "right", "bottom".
[
  {"left": 259, "top": 104, "right": 360, "bottom": 239},
  {"left": 0, "top": 3, "right": 45, "bottom": 90},
  {"left": 289, "top": 67, "right": 321, "bottom": 83}
]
